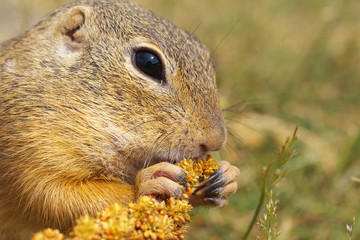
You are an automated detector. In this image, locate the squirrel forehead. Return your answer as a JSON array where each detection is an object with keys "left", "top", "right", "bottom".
[
  {"left": 81, "top": 0, "right": 212, "bottom": 63},
  {"left": 77, "top": 0, "right": 216, "bottom": 83}
]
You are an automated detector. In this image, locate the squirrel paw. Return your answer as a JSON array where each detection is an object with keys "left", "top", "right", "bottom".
[
  {"left": 136, "top": 162, "right": 187, "bottom": 199},
  {"left": 190, "top": 161, "right": 240, "bottom": 207}
]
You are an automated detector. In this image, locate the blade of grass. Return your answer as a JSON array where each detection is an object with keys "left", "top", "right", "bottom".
[{"left": 242, "top": 124, "right": 299, "bottom": 240}]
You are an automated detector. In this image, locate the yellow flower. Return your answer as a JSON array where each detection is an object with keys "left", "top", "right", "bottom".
[
  {"left": 33, "top": 156, "right": 219, "bottom": 240},
  {"left": 176, "top": 155, "right": 220, "bottom": 194},
  {"left": 32, "top": 229, "right": 64, "bottom": 240}
]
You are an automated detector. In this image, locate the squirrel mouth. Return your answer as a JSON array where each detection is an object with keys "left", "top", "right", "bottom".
[
  {"left": 152, "top": 154, "right": 204, "bottom": 165},
  {"left": 152, "top": 157, "right": 182, "bottom": 164}
]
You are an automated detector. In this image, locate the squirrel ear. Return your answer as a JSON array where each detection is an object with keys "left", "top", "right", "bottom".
[{"left": 59, "top": 7, "right": 89, "bottom": 49}]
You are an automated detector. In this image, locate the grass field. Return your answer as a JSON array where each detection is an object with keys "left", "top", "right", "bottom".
[{"left": 0, "top": 0, "right": 359, "bottom": 239}]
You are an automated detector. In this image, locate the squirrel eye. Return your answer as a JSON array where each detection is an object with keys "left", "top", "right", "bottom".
[{"left": 134, "top": 50, "right": 164, "bottom": 83}]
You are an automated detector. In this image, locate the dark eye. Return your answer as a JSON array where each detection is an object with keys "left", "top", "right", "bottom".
[{"left": 134, "top": 50, "right": 164, "bottom": 83}]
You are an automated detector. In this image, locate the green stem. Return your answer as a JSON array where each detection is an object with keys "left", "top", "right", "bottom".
[
  {"left": 242, "top": 125, "right": 298, "bottom": 240},
  {"left": 242, "top": 165, "right": 270, "bottom": 240}
]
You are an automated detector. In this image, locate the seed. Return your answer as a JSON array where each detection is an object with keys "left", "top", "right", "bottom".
[
  {"left": 150, "top": 232, "right": 157, "bottom": 240},
  {"left": 179, "top": 216, "right": 185, "bottom": 223},
  {"left": 141, "top": 225, "right": 147, "bottom": 231},
  {"left": 144, "top": 231, "right": 150, "bottom": 238},
  {"left": 147, "top": 215, "right": 154, "bottom": 223},
  {"left": 186, "top": 188, "right": 192, "bottom": 196},
  {"left": 157, "top": 232, "right": 165, "bottom": 240}
]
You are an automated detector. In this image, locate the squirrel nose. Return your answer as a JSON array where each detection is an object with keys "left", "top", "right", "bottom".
[{"left": 198, "top": 123, "right": 226, "bottom": 154}]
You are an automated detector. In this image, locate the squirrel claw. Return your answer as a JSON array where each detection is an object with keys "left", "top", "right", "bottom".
[
  {"left": 190, "top": 161, "right": 239, "bottom": 207},
  {"left": 198, "top": 169, "right": 223, "bottom": 187}
]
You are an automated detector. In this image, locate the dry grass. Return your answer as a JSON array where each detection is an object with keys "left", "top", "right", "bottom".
[{"left": 0, "top": 0, "right": 359, "bottom": 239}]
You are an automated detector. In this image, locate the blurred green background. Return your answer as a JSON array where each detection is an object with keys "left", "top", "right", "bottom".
[{"left": 0, "top": 0, "right": 359, "bottom": 239}]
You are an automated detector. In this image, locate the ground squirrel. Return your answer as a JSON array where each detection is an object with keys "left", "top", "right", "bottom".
[{"left": 0, "top": 0, "right": 240, "bottom": 239}]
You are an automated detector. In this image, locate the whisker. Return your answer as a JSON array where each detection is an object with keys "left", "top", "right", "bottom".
[
  {"left": 167, "top": 141, "right": 173, "bottom": 163},
  {"left": 186, "top": 147, "right": 191, "bottom": 161},
  {"left": 124, "top": 119, "right": 165, "bottom": 135},
  {"left": 222, "top": 99, "right": 269, "bottom": 125},
  {"left": 226, "top": 125, "right": 252, "bottom": 154},
  {"left": 145, "top": 130, "right": 174, "bottom": 168},
  {"left": 142, "top": 132, "right": 166, "bottom": 169},
  {"left": 170, "top": 136, "right": 182, "bottom": 163},
  {"left": 222, "top": 99, "right": 268, "bottom": 113},
  {"left": 176, "top": 21, "right": 203, "bottom": 64},
  {"left": 154, "top": 131, "right": 174, "bottom": 155},
  {"left": 206, "top": 15, "right": 244, "bottom": 71},
  {"left": 222, "top": 101, "right": 249, "bottom": 113},
  {"left": 210, "top": 19, "right": 240, "bottom": 60},
  {"left": 180, "top": 145, "right": 188, "bottom": 163},
  {"left": 176, "top": 139, "right": 182, "bottom": 163},
  {"left": 221, "top": 138, "right": 244, "bottom": 162}
]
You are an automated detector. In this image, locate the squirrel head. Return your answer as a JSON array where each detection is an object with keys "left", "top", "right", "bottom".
[{"left": 5, "top": 0, "right": 226, "bottom": 182}]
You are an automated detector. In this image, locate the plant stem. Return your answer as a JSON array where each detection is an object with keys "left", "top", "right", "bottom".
[{"left": 242, "top": 164, "right": 270, "bottom": 240}]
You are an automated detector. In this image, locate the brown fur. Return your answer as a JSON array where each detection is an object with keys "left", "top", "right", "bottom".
[{"left": 0, "top": 0, "right": 237, "bottom": 239}]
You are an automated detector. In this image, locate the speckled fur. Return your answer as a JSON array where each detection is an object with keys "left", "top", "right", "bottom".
[{"left": 0, "top": 0, "right": 228, "bottom": 239}]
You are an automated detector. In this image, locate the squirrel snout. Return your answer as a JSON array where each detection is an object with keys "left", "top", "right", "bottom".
[{"left": 198, "top": 123, "right": 226, "bottom": 155}]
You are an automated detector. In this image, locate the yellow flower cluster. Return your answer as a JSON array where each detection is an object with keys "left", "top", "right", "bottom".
[
  {"left": 32, "top": 156, "right": 219, "bottom": 240},
  {"left": 32, "top": 229, "right": 64, "bottom": 240},
  {"left": 176, "top": 155, "right": 220, "bottom": 195}
]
